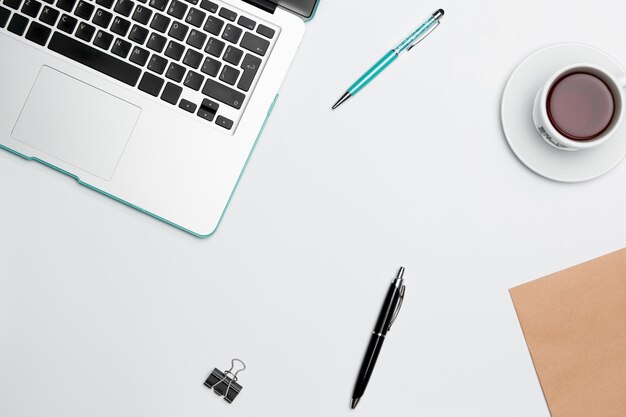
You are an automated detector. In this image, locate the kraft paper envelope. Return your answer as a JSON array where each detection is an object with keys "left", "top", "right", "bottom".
[{"left": 509, "top": 248, "right": 626, "bottom": 417}]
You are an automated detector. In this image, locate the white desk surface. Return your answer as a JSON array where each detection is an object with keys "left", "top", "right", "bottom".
[{"left": 2, "top": 1, "right": 626, "bottom": 415}]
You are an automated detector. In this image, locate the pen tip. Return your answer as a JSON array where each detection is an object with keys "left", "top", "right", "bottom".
[
  {"left": 350, "top": 398, "right": 360, "bottom": 409},
  {"left": 397, "top": 267, "right": 405, "bottom": 279},
  {"left": 332, "top": 92, "right": 352, "bottom": 110},
  {"left": 434, "top": 9, "right": 444, "bottom": 19}
]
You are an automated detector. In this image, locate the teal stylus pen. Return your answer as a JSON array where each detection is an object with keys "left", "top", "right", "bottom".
[{"left": 332, "top": 9, "right": 445, "bottom": 110}]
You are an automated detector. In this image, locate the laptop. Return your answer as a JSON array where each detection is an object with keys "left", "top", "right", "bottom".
[{"left": 0, "top": 0, "right": 319, "bottom": 236}]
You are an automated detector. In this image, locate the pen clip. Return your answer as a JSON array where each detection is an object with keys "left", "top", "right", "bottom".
[
  {"left": 407, "top": 21, "right": 439, "bottom": 51},
  {"left": 387, "top": 285, "right": 405, "bottom": 331}
]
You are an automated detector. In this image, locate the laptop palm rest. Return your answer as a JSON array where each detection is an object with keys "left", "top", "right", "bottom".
[{"left": 11, "top": 66, "right": 141, "bottom": 180}]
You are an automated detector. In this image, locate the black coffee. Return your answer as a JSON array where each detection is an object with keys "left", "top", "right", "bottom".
[{"left": 547, "top": 72, "right": 615, "bottom": 141}]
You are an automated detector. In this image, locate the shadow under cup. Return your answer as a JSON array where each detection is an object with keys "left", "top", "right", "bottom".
[{"left": 546, "top": 67, "right": 622, "bottom": 142}]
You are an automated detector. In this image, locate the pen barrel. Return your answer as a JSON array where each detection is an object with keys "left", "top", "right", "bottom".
[
  {"left": 352, "top": 334, "right": 385, "bottom": 400},
  {"left": 374, "top": 284, "right": 401, "bottom": 334},
  {"left": 348, "top": 50, "right": 397, "bottom": 96}
]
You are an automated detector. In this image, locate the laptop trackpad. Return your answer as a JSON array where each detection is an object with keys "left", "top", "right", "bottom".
[{"left": 12, "top": 66, "right": 141, "bottom": 180}]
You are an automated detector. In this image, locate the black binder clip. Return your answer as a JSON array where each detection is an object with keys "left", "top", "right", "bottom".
[{"left": 204, "top": 359, "right": 246, "bottom": 403}]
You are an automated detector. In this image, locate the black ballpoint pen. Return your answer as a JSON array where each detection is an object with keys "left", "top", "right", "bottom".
[{"left": 351, "top": 267, "right": 406, "bottom": 409}]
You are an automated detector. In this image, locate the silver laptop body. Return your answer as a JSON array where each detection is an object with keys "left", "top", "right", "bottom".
[{"left": 0, "top": 0, "right": 316, "bottom": 236}]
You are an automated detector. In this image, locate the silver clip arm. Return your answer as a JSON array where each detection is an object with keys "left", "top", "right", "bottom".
[
  {"left": 408, "top": 21, "right": 440, "bottom": 51},
  {"left": 387, "top": 285, "right": 405, "bottom": 331}
]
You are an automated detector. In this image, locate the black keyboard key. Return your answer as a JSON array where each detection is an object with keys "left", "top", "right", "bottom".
[
  {"left": 48, "top": 31, "right": 141, "bottom": 85},
  {"left": 197, "top": 98, "right": 217, "bottom": 121},
  {"left": 137, "top": 71, "right": 163, "bottom": 96},
  {"left": 167, "top": 20, "right": 187, "bottom": 40},
  {"left": 215, "top": 115, "right": 232, "bottom": 130},
  {"left": 219, "top": 65, "right": 238, "bottom": 85},
  {"left": 203, "top": 13, "right": 221, "bottom": 34},
  {"left": 179, "top": 98, "right": 196, "bottom": 112},
  {"left": 201, "top": 98, "right": 218, "bottom": 114},
  {"left": 110, "top": 15, "right": 130, "bottom": 35},
  {"left": 128, "top": 23, "right": 148, "bottom": 43},
  {"left": 96, "top": 0, "right": 113, "bottom": 8},
  {"left": 57, "top": 13, "right": 76, "bottom": 32},
  {"left": 39, "top": 5, "right": 59, "bottom": 25},
  {"left": 21, "top": 0, "right": 41, "bottom": 17},
  {"left": 25, "top": 20, "right": 51, "bottom": 44},
  {"left": 237, "top": 15, "right": 254, "bottom": 30},
  {"left": 197, "top": 108, "right": 213, "bottom": 121},
  {"left": 7, "top": 13, "right": 29, "bottom": 35},
  {"left": 3, "top": 0, "right": 21, "bottom": 10},
  {"left": 223, "top": 45, "right": 242, "bottom": 65},
  {"left": 131, "top": 4, "right": 151, "bottom": 23},
  {"left": 75, "top": 21, "right": 95, "bottom": 40},
  {"left": 217, "top": 6, "right": 234, "bottom": 21},
  {"left": 148, "top": 0, "right": 166, "bottom": 11},
  {"left": 92, "top": 8, "right": 112, "bottom": 27},
  {"left": 93, "top": 29, "right": 113, "bottom": 48},
  {"left": 237, "top": 52, "right": 260, "bottom": 91},
  {"left": 160, "top": 82, "right": 181, "bottom": 104},
  {"left": 198, "top": 0, "right": 214, "bottom": 12},
  {"left": 182, "top": 48, "right": 201, "bottom": 68},
  {"left": 256, "top": 23, "right": 273, "bottom": 39},
  {"left": 165, "top": 62, "right": 184, "bottom": 81},
  {"left": 196, "top": 98, "right": 217, "bottom": 121},
  {"left": 129, "top": 45, "right": 149, "bottom": 65},
  {"left": 181, "top": 0, "right": 196, "bottom": 5},
  {"left": 146, "top": 32, "right": 165, "bottom": 51},
  {"left": 164, "top": 39, "right": 183, "bottom": 59},
  {"left": 0, "top": 5, "right": 10, "bottom": 27},
  {"left": 111, "top": 37, "right": 131, "bottom": 57},
  {"left": 240, "top": 31, "right": 268, "bottom": 56},
  {"left": 113, "top": 0, "right": 133, "bottom": 16},
  {"left": 56, "top": 0, "right": 75, "bottom": 11},
  {"left": 186, "top": 28, "right": 205, "bottom": 49},
  {"left": 183, "top": 69, "right": 202, "bottom": 90},
  {"left": 74, "top": 0, "right": 94, "bottom": 18},
  {"left": 166, "top": 0, "right": 184, "bottom": 18},
  {"left": 149, "top": 11, "right": 168, "bottom": 32},
  {"left": 198, "top": 106, "right": 215, "bottom": 122},
  {"left": 184, "top": 7, "right": 203, "bottom": 27},
  {"left": 147, "top": 53, "right": 167, "bottom": 73},
  {"left": 200, "top": 56, "right": 219, "bottom": 76},
  {"left": 240, "top": 51, "right": 261, "bottom": 70},
  {"left": 204, "top": 36, "right": 223, "bottom": 57},
  {"left": 221, "top": 23, "right": 240, "bottom": 43},
  {"left": 202, "top": 78, "right": 244, "bottom": 109}
]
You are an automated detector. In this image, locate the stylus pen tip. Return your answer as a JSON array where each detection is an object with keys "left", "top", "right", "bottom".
[{"left": 332, "top": 92, "right": 352, "bottom": 110}]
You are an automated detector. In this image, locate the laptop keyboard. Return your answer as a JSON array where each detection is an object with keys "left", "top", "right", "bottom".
[{"left": 0, "top": 0, "right": 279, "bottom": 134}]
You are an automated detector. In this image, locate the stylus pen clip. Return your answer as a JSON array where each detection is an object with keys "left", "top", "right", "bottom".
[{"left": 407, "top": 20, "right": 440, "bottom": 51}]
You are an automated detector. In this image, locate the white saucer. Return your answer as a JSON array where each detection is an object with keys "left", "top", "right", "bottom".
[{"left": 501, "top": 43, "right": 626, "bottom": 182}]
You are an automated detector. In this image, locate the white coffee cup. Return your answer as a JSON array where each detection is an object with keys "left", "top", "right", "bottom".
[{"left": 532, "top": 63, "right": 626, "bottom": 151}]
